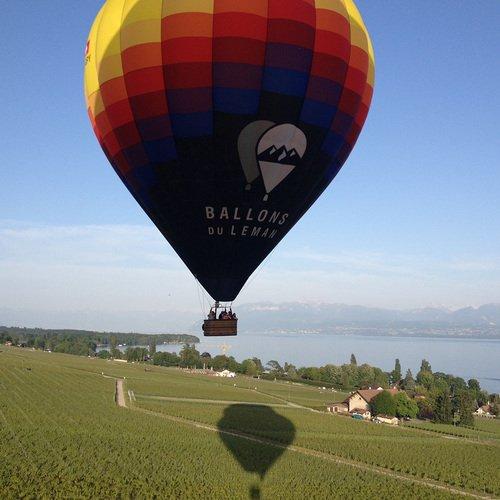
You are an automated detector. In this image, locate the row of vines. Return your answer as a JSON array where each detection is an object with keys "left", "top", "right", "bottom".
[
  {"left": 135, "top": 396, "right": 500, "bottom": 496},
  {"left": 0, "top": 349, "right": 460, "bottom": 499}
]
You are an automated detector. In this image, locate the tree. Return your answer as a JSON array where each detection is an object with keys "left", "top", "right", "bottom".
[
  {"left": 126, "top": 347, "right": 148, "bottom": 362},
  {"left": 153, "top": 352, "right": 180, "bottom": 367},
  {"left": 47, "top": 338, "right": 57, "bottom": 351},
  {"left": 98, "top": 350, "right": 111, "bottom": 359},
  {"left": 320, "top": 364, "right": 341, "bottom": 386},
  {"left": 476, "top": 390, "right": 489, "bottom": 407},
  {"left": 159, "top": 352, "right": 179, "bottom": 366},
  {"left": 391, "top": 359, "right": 402, "bottom": 385},
  {"left": 34, "top": 337, "right": 46, "bottom": 350},
  {"left": 394, "top": 392, "right": 418, "bottom": 419},
  {"left": 200, "top": 352, "right": 211, "bottom": 369},
  {"left": 456, "top": 390, "right": 475, "bottom": 427},
  {"left": 211, "top": 355, "right": 240, "bottom": 372},
  {"left": 110, "top": 347, "right": 122, "bottom": 359},
  {"left": 417, "top": 398, "right": 434, "bottom": 420},
  {"left": 298, "top": 366, "right": 321, "bottom": 381},
  {"left": 284, "top": 362, "right": 297, "bottom": 378},
  {"left": 372, "top": 368, "right": 389, "bottom": 389},
  {"left": 417, "top": 370, "right": 434, "bottom": 390},
  {"left": 357, "top": 364, "right": 375, "bottom": 388},
  {"left": 110, "top": 335, "right": 118, "bottom": 351},
  {"left": 241, "top": 359, "right": 258, "bottom": 377},
  {"left": 416, "top": 360, "right": 434, "bottom": 390},
  {"left": 350, "top": 354, "right": 357, "bottom": 366},
  {"left": 491, "top": 402, "right": 499, "bottom": 417},
  {"left": 402, "top": 369, "right": 416, "bottom": 391},
  {"left": 489, "top": 394, "right": 499, "bottom": 417},
  {"left": 179, "top": 344, "right": 201, "bottom": 368},
  {"left": 420, "top": 359, "right": 432, "bottom": 373},
  {"left": 467, "top": 378, "right": 480, "bottom": 393},
  {"left": 252, "top": 358, "right": 264, "bottom": 374},
  {"left": 88, "top": 341, "right": 97, "bottom": 356},
  {"left": 433, "top": 389, "right": 453, "bottom": 424},
  {"left": 370, "top": 391, "right": 396, "bottom": 417},
  {"left": 413, "top": 385, "right": 429, "bottom": 398},
  {"left": 149, "top": 337, "right": 157, "bottom": 356},
  {"left": 266, "top": 360, "right": 283, "bottom": 375},
  {"left": 125, "top": 347, "right": 135, "bottom": 362}
]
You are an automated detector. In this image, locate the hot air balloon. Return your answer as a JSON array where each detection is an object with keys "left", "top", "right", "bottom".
[{"left": 84, "top": 0, "right": 375, "bottom": 336}]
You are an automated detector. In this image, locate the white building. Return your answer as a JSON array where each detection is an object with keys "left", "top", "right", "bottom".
[
  {"left": 216, "top": 369, "right": 236, "bottom": 378},
  {"left": 373, "top": 415, "right": 399, "bottom": 425},
  {"left": 475, "top": 405, "right": 494, "bottom": 418}
]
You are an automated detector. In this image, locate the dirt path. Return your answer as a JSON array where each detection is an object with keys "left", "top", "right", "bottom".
[
  {"left": 115, "top": 379, "right": 126, "bottom": 408},
  {"left": 138, "top": 394, "right": 290, "bottom": 407},
  {"left": 130, "top": 404, "right": 494, "bottom": 500},
  {"left": 252, "top": 389, "right": 319, "bottom": 411}
]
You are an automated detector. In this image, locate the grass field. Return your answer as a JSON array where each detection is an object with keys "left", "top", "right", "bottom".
[{"left": 1, "top": 347, "right": 498, "bottom": 499}]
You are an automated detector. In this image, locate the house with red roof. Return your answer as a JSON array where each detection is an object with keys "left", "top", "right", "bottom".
[{"left": 344, "top": 388, "right": 399, "bottom": 413}]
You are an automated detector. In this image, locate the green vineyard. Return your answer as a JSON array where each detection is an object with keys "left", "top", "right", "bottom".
[{"left": 1, "top": 348, "right": 498, "bottom": 498}]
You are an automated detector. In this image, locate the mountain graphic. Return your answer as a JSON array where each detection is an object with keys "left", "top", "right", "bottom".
[{"left": 257, "top": 145, "right": 302, "bottom": 167}]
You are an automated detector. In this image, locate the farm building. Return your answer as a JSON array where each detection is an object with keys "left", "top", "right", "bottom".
[
  {"left": 475, "top": 405, "right": 494, "bottom": 418},
  {"left": 327, "top": 403, "right": 348, "bottom": 414},
  {"left": 344, "top": 388, "right": 399, "bottom": 413}
]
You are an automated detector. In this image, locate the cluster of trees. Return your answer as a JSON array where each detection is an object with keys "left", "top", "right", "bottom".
[
  {"left": 369, "top": 390, "right": 419, "bottom": 419},
  {"left": 157, "top": 348, "right": 497, "bottom": 426},
  {"left": 152, "top": 345, "right": 248, "bottom": 372},
  {"left": 98, "top": 335, "right": 159, "bottom": 361},
  {"left": 1, "top": 328, "right": 98, "bottom": 356},
  {"left": 1, "top": 326, "right": 198, "bottom": 358},
  {"left": 0, "top": 326, "right": 200, "bottom": 357},
  {"left": 149, "top": 346, "right": 389, "bottom": 390},
  {"left": 393, "top": 359, "right": 498, "bottom": 426},
  {"left": 264, "top": 355, "right": 389, "bottom": 390}
]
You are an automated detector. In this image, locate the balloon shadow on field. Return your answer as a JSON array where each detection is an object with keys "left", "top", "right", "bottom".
[{"left": 217, "top": 404, "right": 296, "bottom": 499}]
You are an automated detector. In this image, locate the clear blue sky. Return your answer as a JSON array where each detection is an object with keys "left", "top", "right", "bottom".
[{"left": 1, "top": 1, "right": 499, "bottom": 328}]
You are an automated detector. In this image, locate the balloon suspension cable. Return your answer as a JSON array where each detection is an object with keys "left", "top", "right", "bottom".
[
  {"left": 195, "top": 277, "right": 205, "bottom": 318},
  {"left": 232, "top": 260, "right": 268, "bottom": 307},
  {"left": 194, "top": 276, "right": 212, "bottom": 318}
]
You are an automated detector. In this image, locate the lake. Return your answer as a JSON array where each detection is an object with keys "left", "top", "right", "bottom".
[{"left": 153, "top": 333, "right": 500, "bottom": 393}]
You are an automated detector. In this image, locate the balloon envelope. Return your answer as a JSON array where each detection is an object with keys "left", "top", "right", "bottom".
[{"left": 84, "top": 0, "right": 375, "bottom": 301}]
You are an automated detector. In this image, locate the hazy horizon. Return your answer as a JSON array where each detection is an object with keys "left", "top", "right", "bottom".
[{"left": 2, "top": 300, "right": 499, "bottom": 334}]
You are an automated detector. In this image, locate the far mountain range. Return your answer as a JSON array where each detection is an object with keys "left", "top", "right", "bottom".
[
  {"left": 2, "top": 303, "right": 500, "bottom": 338},
  {"left": 234, "top": 303, "right": 500, "bottom": 338}
]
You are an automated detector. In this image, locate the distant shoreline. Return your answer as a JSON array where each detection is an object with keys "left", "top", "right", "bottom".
[{"left": 238, "top": 330, "right": 500, "bottom": 340}]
